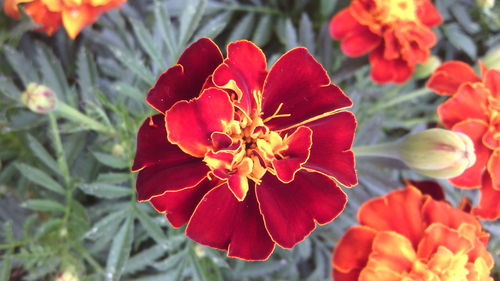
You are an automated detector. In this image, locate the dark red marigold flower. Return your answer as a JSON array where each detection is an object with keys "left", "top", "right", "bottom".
[
  {"left": 332, "top": 182, "right": 495, "bottom": 281},
  {"left": 427, "top": 61, "right": 500, "bottom": 220},
  {"left": 132, "top": 38, "right": 357, "bottom": 260},
  {"left": 329, "top": 0, "right": 443, "bottom": 84}
]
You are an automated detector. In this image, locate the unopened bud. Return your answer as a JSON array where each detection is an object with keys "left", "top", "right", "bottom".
[
  {"left": 111, "top": 143, "right": 125, "bottom": 156},
  {"left": 194, "top": 244, "right": 206, "bottom": 258},
  {"left": 21, "top": 83, "right": 57, "bottom": 114},
  {"left": 414, "top": 56, "right": 441, "bottom": 79},
  {"left": 55, "top": 267, "right": 78, "bottom": 281},
  {"left": 399, "top": 129, "right": 476, "bottom": 178},
  {"left": 476, "top": 0, "right": 494, "bottom": 9},
  {"left": 482, "top": 47, "right": 500, "bottom": 70}
]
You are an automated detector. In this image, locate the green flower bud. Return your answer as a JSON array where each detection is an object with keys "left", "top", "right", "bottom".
[
  {"left": 414, "top": 56, "right": 441, "bottom": 79},
  {"left": 476, "top": 0, "right": 494, "bottom": 9},
  {"left": 55, "top": 267, "right": 78, "bottom": 281},
  {"left": 399, "top": 129, "right": 476, "bottom": 178},
  {"left": 482, "top": 47, "right": 500, "bottom": 70},
  {"left": 21, "top": 83, "right": 57, "bottom": 114}
]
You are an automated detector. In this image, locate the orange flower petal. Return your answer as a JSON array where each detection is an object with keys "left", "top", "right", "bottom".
[
  {"left": 427, "top": 61, "right": 481, "bottom": 96},
  {"left": 3, "top": 0, "right": 33, "bottom": 19},
  {"left": 473, "top": 172, "right": 500, "bottom": 220},
  {"left": 416, "top": 223, "right": 473, "bottom": 260},
  {"left": 329, "top": 8, "right": 363, "bottom": 40},
  {"left": 421, "top": 198, "right": 482, "bottom": 234},
  {"left": 24, "top": 1, "right": 62, "bottom": 35},
  {"left": 333, "top": 226, "right": 376, "bottom": 274},
  {"left": 488, "top": 149, "right": 500, "bottom": 190},
  {"left": 416, "top": 0, "right": 443, "bottom": 27},
  {"left": 365, "top": 231, "right": 416, "bottom": 273},
  {"left": 484, "top": 68, "right": 500, "bottom": 99},
  {"left": 61, "top": 4, "right": 98, "bottom": 39}
]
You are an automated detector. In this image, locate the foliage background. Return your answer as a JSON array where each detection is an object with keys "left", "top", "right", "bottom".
[{"left": 0, "top": 0, "right": 499, "bottom": 280}]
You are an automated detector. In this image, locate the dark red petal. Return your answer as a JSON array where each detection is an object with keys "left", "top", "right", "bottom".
[
  {"left": 417, "top": 0, "right": 443, "bottom": 27},
  {"left": 450, "top": 120, "right": 491, "bottom": 188},
  {"left": 256, "top": 171, "right": 347, "bottom": 248},
  {"left": 165, "top": 88, "right": 234, "bottom": 157},
  {"left": 132, "top": 114, "right": 192, "bottom": 172},
  {"left": 426, "top": 61, "right": 480, "bottom": 96},
  {"left": 136, "top": 159, "right": 209, "bottom": 201},
  {"left": 329, "top": 8, "right": 362, "bottom": 40},
  {"left": 273, "top": 126, "right": 312, "bottom": 183},
  {"left": 484, "top": 68, "right": 500, "bottom": 99},
  {"left": 437, "top": 83, "right": 490, "bottom": 128},
  {"left": 186, "top": 185, "right": 275, "bottom": 261},
  {"left": 301, "top": 112, "right": 357, "bottom": 187},
  {"left": 406, "top": 180, "right": 445, "bottom": 201},
  {"left": 262, "top": 48, "right": 352, "bottom": 131},
  {"left": 472, "top": 172, "right": 500, "bottom": 220},
  {"left": 150, "top": 178, "right": 220, "bottom": 228},
  {"left": 146, "top": 38, "right": 223, "bottom": 113},
  {"left": 340, "top": 26, "right": 381, "bottom": 57},
  {"left": 213, "top": 40, "right": 267, "bottom": 116}
]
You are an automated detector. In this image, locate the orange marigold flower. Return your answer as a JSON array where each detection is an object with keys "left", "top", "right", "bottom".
[
  {"left": 132, "top": 38, "right": 357, "bottom": 260},
  {"left": 3, "top": 0, "right": 126, "bottom": 39},
  {"left": 332, "top": 182, "right": 495, "bottom": 281},
  {"left": 427, "top": 61, "right": 500, "bottom": 220},
  {"left": 329, "top": 0, "right": 443, "bottom": 84}
]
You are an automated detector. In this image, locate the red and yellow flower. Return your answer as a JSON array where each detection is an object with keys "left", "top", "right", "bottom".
[
  {"left": 332, "top": 182, "right": 495, "bottom": 281},
  {"left": 329, "top": 0, "right": 442, "bottom": 84},
  {"left": 3, "top": 0, "right": 125, "bottom": 39},
  {"left": 427, "top": 61, "right": 500, "bottom": 220},
  {"left": 132, "top": 38, "right": 357, "bottom": 260}
]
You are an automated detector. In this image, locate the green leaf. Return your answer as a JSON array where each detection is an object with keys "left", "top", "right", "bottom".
[
  {"left": 227, "top": 13, "right": 256, "bottom": 42},
  {"left": 77, "top": 183, "right": 131, "bottom": 199},
  {"left": 0, "top": 222, "right": 14, "bottom": 281},
  {"left": 26, "top": 134, "right": 59, "bottom": 176},
  {"left": 22, "top": 199, "right": 66, "bottom": 212},
  {"left": 444, "top": 23, "right": 477, "bottom": 59},
  {"left": 154, "top": 1, "right": 178, "bottom": 61},
  {"left": 179, "top": 0, "right": 207, "bottom": 48},
  {"left": 124, "top": 245, "right": 166, "bottom": 274},
  {"left": 96, "top": 172, "right": 131, "bottom": 184},
  {"left": 84, "top": 210, "right": 126, "bottom": 240},
  {"left": 108, "top": 46, "right": 155, "bottom": 85},
  {"left": 16, "top": 163, "right": 65, "bottom": 194},
  {"left": 252, "top": 15, "right": 273, "bottom": 47},
  {"left": 35, "top": 44, "right": 70, "bottom": 104},
  {"left": 195, "top": 12, "right": 231, "bottom": 39},
  {"left": 3, "top": 46, "right": 38, "bottom": 86},
  {"left": 134, "top": 206, "right": 171, "bottom": 248},
  {"left": 92, "top": 152, "right": 129, "bottom": 169},
  {"left": 189, "top": 250, "right": 208, "bottom": 281},
  {"left": 114, "top": 82, "right": 144, "bottom": 102},
  {"left": 130, "top": 18, "right": 166, "bottom": 70},
  {"left": 284, "top": 18, "right": 299, "bottom": 50},
  {"left": 76, "top": 48, "right": 98, "bottom": 101},
  {"left": 320, "top": 0, "right": 338, "bottom": 20},
  {"left": 299, "top": 13, "right": 315, "bottom": 52},
  {"left": 105, "top": 215, "right": 134, "bottom": 281}
]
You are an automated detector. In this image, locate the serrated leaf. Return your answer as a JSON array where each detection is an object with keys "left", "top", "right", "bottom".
[
  {"left": 22, "top": 199, "right": 65, "bottom": 212},
  {"left": 130, "top": 18, "right": 166, "bottom": 71},
  {"left": 35, "top": 44, "right": 70, "bottom": 104},
  {"left": 105, "top": 215, "right": 134, "bottom": 281},
  {"left": 92, "top": 152, "right": 129, "bottom": 169},
  {"left": 134, "top": 206, "right": 171, "bottom": 248},
  {"left": 96, "top": 172, "right": 130, "bottom": 184},
  {"left": 77, "top": 48, "right": 98, "bottom": 101},
  {"left": 78, "top": 183, "right": 131, "bottom": 199},
  {"left": 109, "top": 46, "right": 155, "bottom": 85},
  {"left": 227, "top": 13, "right": 256, "bottom": 42},
  {"left": 26, "top": 134, "right": 59, "bottom": 176},
  {"left": 179, "top": 0, "right": 206, "bottom": 48},
  {"left": 124, "top": 245, "right": 166, "bottom": 274},
  {"left": 85, "top": 210, "right": 126, "bottom": 240},
  {"left": 154, "top": 1, "right": 178, "bottom": 61},
  {"left": 16, "top": 163, "right": 65, "bottom": 194},
  {"left": 252, "top": 15, "right": 273, "bottom": 46},
  {"left": 299, "top": 13, "right": 315, "bottom": 52},
  {"left": 195, "top": 12, "right": 231, "bottom": 39},
  {"left": 114, "top": 82, "right": 144, "bottom": 102},
  {"left": 3, "top": 46, "right": 38, "bottom": 86}
]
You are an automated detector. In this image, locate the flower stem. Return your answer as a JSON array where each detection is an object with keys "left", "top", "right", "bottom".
[
  {"left": 48, "top": 113, "right": 71, "bottom": 187},
  {"left": 368, "top": 88, "right": 433, "bottom": 114},
  {"left": 353, "top": 142, "right": 402, "bottom": 159},
  {"left": 55, "top": 102, "right": 115, "bottom": 135}
]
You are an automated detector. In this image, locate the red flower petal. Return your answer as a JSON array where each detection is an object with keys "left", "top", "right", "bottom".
[
  {"left": 488, "top": 149, "right": 500, "bottom": 190},
  {"left": 165, "top": 88, "right": 234, "bottom": 157},
  {"left": 302, "top": 112, "right": 357, "bottom": 187},
  {"left": 437, "top": 83, "right": 490, "bottom": 128},
  {"left": 273, "top": 126, "right": 312, "bottom": 183},
  {"left": 256, "top": 171, "right": 347, "bottom": 248},
  {"left": 358, "top": 186, "right": 425, "bottom": 247},
  {"left": 146, "top": 38, "right": 223, "bottom": 113},
  {"left": 473, "top": 172, "right": 500, "bottom": 220},
  {"left": 427, "top": 61, "right": 481, "bottom": 96},
  {"left": 186, "top": 184, "right": 275, "bottom": 261},
  {"left": 369, "top": 48, "right": 413, "bottom": 84},
  {"left": 421, "top": 197, "right": 482, "bottom": 232},
  {"left": 150, "top": 178, "right": 220, "bottom": 228},
  {"left": 329, "top": 8, "right": 362, "bottom": 40},
  {"left": 132, "top": 114, "right": 191, "bottom": 172},
  {"left": 406, "top": 180, "right": 445, "bottom": 201},
  {"left": 450, "top": 120, "right": 491, "bottom": 188},
  {"left": 136, "top": 159, "right": 209, "bottom": 202},
  {"left": 484, "top": 68, "right": 500, "bottom": 99},
  {"left": 332, "top": 226, "right": 376, "bottom": 277},
  {"left": 213, "top": 40, "right": 267, "bottom": 116},
  {"left": 227, "top": 173, "right": 250, "bottom": 202},
  {"left": 262, "top": 48, "right": 352, "bottom": 131},
  {"left": 340, "top": 26, "right": 381, "bottom": 57},
  {"left": 416, "top": 0, "right": 443, "bottom": 27}
]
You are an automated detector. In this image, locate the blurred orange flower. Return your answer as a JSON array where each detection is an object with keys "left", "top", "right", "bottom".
[
  {"left": 3, "top": 0, "right": 125, "bottom": 39},
  {"left": 427, "top": 61, "right": 500, "bottom": 220},
  {"left": 329, "top": 0, "right": 442, "bottom": 84},
  {"left": 332, "top": 182, "right": 494, "bottom": 281}
]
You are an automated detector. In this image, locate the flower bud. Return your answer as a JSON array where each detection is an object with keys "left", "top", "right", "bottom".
[
  {"left": 414, "top": 56, "right": 441, "bottom": 79},
  {"left": 21, "top": 83, "right": 57, "bottom": 114},
  {"left": 399, "top": 129, "right": 476, "bottom": 178},
  {"left": 482, "top": 47, "right": 500, "bottom": 70},
  {"left": 476, "top": 0, "right": 494, "bottom": 9},
  {"left": 55, "top": 267, "right": 78, "bottom": 281}
]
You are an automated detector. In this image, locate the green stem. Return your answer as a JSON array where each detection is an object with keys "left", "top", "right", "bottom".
[
  {"left": 368, "top": 88, "right": 432, "bottom": 114},
  {"left": 72, "top": 241, "right": 104, "bottom": 274},
  {"left": 353, "top": 142, "right": 402, "bottom": 159},
  {"left": 48, "top": 113, "right": 71, "bottom": 187},
  {"left": 55, "top": 102, "right": 115, "bottom": 135}
]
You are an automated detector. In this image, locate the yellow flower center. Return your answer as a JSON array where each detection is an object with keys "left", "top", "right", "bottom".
[{"left": 376, "top": 0, "right": 418, "bottom": 24}]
